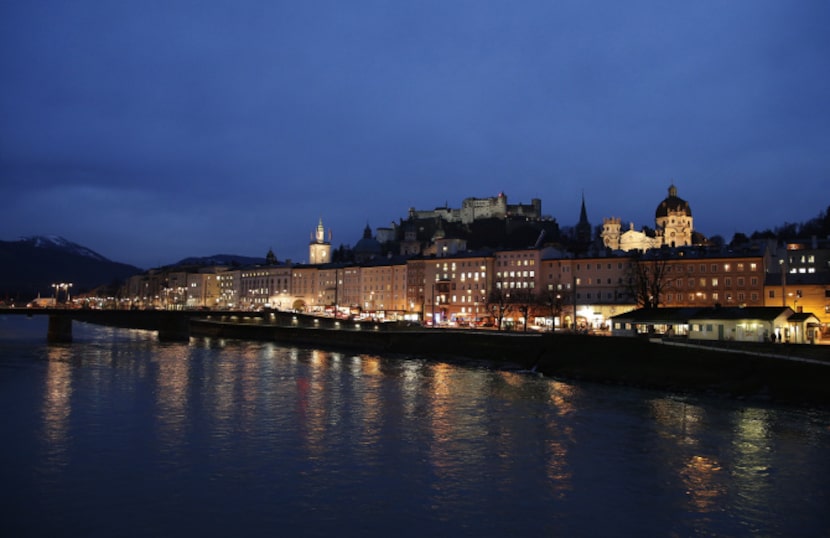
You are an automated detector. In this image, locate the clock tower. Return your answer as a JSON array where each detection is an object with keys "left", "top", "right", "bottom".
[{"left": 309, "top": 218, "right": 332, "bottom": 265}]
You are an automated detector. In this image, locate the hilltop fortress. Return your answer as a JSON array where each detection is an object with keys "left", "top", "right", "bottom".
[{"left": 408, "top": 192, "right": 543, "bottom": 224}]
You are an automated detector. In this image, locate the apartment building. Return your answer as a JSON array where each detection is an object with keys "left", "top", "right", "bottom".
[
  {"left": 423, "top": 251, "right": 494, "bottom": 325},
  {"left": 405, "top": 258, "right": 426, "bottom": 321},
  {"left": 185, "top": 269, "right": 224, "bottom": 308},
  {"left": 662, "top": 252, "right": 765, "bottom": 308},
  {"left": 237, "top": 265, "right": 292, "bottom": 310},
  {"left": 359, "top": 257, "right": 409, "bottom": 319},
  {"left": 765, "top": 237, "right": 830, "bottom": 327},
  {"left": 494, "top": 249, "right": 541, "bottom": 292},
  {"left": 538, "top": 251, "right": 636, "bottom": 330},
  {"left": 290, "top": 265, "right": 319, "bottom": 312}
]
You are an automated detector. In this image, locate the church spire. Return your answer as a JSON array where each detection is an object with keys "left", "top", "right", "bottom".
[
  {"left": 315, "top": 217, "right": 326, "bottom": 244},
  {"left": 575, "top": 191, "right": 592, "bottom": 246},
  {"left": 578, "top": 192, "right": 589, "bottom": 225}
]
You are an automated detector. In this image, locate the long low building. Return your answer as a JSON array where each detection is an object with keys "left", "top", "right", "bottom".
[{"left": 610, "top": 306, "right": 822, "bottom": 344}]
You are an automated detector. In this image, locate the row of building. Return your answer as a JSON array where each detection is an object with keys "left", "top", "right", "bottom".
[
  {"left": 117, "top": 236, "right": 827, "bottom": 333},
  {"left": 113, "top": 186, "right": 828, "bottom": 337}
]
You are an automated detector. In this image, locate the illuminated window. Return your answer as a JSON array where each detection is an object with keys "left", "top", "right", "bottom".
[{"left": 711, "top": 278, "right": 718, "bottom": 286}]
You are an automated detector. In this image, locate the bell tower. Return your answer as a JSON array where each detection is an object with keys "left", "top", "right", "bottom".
[
  {"left": 601, "top": 217, "right": 621, "bottom": 250},
  {"left": 309, "top": 218, "right": 332, "bottom": 265}
]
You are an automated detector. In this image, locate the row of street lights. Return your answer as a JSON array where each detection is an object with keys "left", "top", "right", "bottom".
[{"left": 51, "top": 282, "right": 73, "bottom": 305}]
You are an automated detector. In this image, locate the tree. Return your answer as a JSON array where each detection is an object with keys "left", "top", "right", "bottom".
[
  {"left": 729, "top": 232, "right": 750, "bottom": 248},
  {"left": 510, "top": 287, "right": 536, "bottom": 332},
  {"left": 627, "top": 251, "right": 673, "bottom": 309},
  {"left": 537, "top": 283, "right": 568, "bottom": 331},
  {"left": 486, "top": 285, "right": 513, "bottom": 331}
]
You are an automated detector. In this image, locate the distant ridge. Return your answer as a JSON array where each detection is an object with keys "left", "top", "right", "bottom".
[{"left": 174, "top": 254, "right": 266, "bottom": 267}]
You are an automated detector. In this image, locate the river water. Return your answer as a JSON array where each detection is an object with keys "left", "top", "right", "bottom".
[{"left": 1, "top": 316, "right": 829, "bottom": 537}]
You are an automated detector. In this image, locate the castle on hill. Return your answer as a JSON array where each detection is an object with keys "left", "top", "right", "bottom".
[
  {"left": 312, "top": 185, "right": 707, "bottom": 264},
  {"left": 408, "top": 192, "right": 543, "bottom": 224}
]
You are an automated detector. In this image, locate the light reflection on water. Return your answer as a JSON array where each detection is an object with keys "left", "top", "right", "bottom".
[{"left": 1, "top": 317, "right": 829, "bottom": 537}]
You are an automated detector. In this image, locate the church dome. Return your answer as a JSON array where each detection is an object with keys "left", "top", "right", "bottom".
[
  {"left": 354, "top": 224, "right": 382, "bottom": 260},
  {"left": 655, "top": 184, "right": 692, "bottom": 219}
]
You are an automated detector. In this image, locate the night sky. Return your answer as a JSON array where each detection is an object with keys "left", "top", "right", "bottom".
[{"left": 2, "top": 1, "right": 828, "bottom": 269}]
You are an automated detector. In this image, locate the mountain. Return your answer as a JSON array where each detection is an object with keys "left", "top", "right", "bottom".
[{"left": 0, "top": 236, "right": 142, "bottom": 302}]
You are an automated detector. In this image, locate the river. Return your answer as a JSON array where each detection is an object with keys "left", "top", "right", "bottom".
[{"left": 1, "top": 316, "right": 828, "bottom": 537}]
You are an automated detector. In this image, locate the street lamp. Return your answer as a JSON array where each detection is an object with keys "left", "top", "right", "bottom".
[{"left": 51, "top": 282, "right": 73, "bottom": 306}]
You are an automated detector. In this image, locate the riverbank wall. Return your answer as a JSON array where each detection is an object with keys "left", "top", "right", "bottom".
[{"left": 189, "top": 317, "right": 830, "bottom": 407}]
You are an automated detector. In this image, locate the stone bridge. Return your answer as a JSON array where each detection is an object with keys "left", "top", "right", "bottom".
[{"left": 0, "top": 307, "right": 238, "bottom": 342}]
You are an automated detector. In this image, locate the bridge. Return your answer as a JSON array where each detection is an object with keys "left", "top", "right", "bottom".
[
  {"left": 0, "top": 307, "right": 243, "bottom": 342},
  {"left": 0, "top": 307, "right": 409, "bottom": 343}
]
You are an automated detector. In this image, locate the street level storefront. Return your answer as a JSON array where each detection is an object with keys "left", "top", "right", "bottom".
[{"left": 609, "top": 307, "right": 700, "bottom": 337}]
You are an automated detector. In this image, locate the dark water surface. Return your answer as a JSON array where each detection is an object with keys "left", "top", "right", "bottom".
[{"left": 2, "top": 316, "right": 829, "bottom": 537}]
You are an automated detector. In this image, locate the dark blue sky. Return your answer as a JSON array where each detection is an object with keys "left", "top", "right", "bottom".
[{"left": 2, "top": 1, "right": 828, "bottom": 269}]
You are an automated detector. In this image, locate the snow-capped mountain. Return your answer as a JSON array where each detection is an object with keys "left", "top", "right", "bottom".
[{"left": 19, "top": 235, "right": 110, "bottom": 262}]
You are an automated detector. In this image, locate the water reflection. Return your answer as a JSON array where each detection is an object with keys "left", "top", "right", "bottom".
[
  {"left": 41, "top": 346, "right": 74, "bottom": 471},
  {"left": 153, "top": 344, "right": 190, "bottom": 454},
  {"left": 544, "top": 380, "right": 578, "bottom": 499},
  {"left": 10, "top": 325, "right": 828, "bottom": 537}
]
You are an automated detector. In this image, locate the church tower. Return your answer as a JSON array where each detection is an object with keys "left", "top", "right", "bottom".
[
  {"left": 601, "top": 217, "right": 621, "bottom": 250},
  {"left": 309, "top": 218, "right": 332, "bottom": 265},
  {"left": 575, "top": 193, "right": 592, "bottom": 246}
]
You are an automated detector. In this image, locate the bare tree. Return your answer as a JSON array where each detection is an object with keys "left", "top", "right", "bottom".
[
  {"left": 510, "top": 287, "right": 536, "bottom": 332},
  {"left": 486, "top": 285, "right": 513, "bottom": 331},
  {"left": 627, "top": 251, "right": 674, "bottom": 309},
  {"left": 537, "top": 284, "right": 568, "bottom": 331}
]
